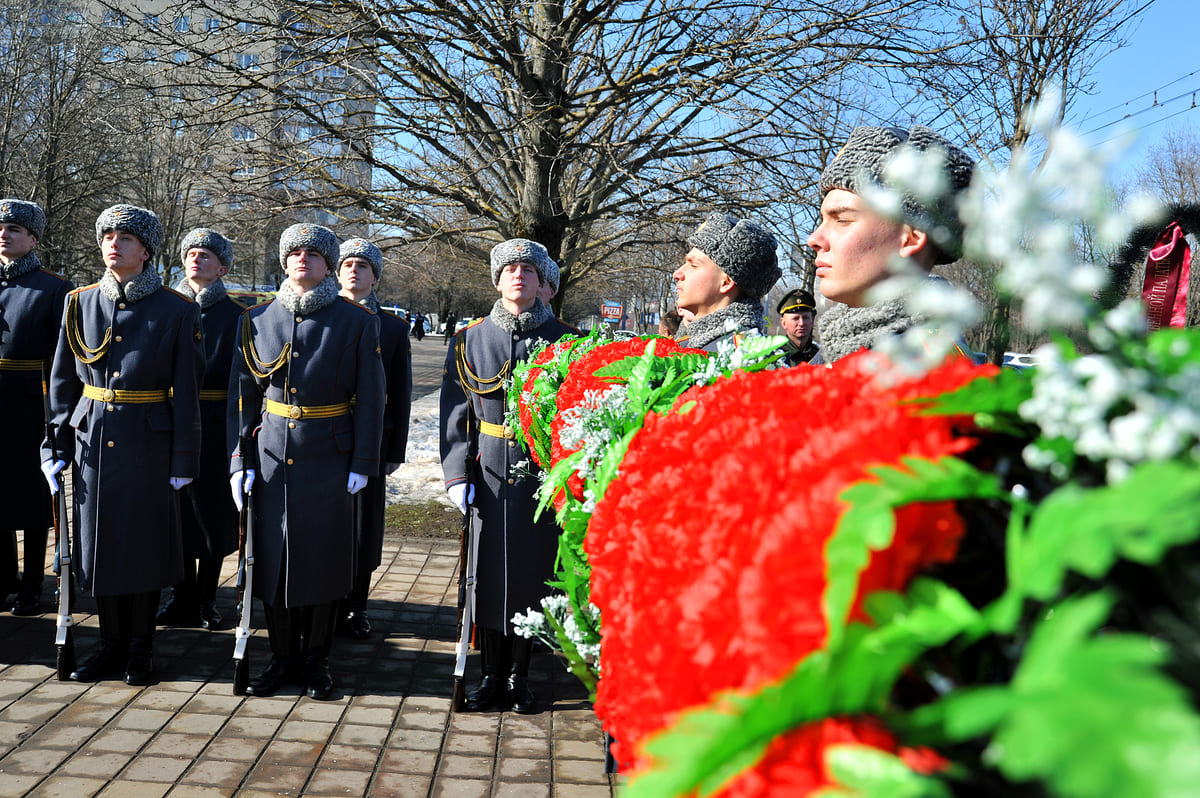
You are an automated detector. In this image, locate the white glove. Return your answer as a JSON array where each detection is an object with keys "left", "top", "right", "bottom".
[
  {"left": 231, "top": 469, "right": 256, "bottom": 511},
  {"left": 385, "top": 462, "right": 402, "bottom": 475},
  {"left": 169, "top": 476, "right": 193, "bottom": 491},
  {"left": 41, "top": 459, "right": 67, "bottom": 495},
  {"left": 448, "top": 483, "right": 475, "bottom": 514},
  {"left": 347, "top": 472, "right": 369, "bottom": 494}
]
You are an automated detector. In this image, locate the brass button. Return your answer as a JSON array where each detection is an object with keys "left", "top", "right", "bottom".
[
  {"left": 508, "top": 441, "right": 515, "bottom": 448},
  {"left": 288, "top": 405, "right": 302, "bottom": 419},
  {"left": 292, "top": 351, "right": 299, "bottom": 358},
  {"left": 290, "top": 387, "right": 297, "bottom": 394},
  {"left": 288, "top": 422, "right": 296, "bottom": 429},
  {"left": 286, "top": 458, "right": 294, "bottom": 465},
  {"left": 111, "top": 371, "right": 120, "bottom": 378},
  {"left": 295, "top": 316, "right": 303, "bottom": 323},
  {"left": 114, "top": 335, "right": 123, "bottom": 342},
  {"left": 106, "top": 441, "right": 114, "bottom": 448},
  {"left": 107, "top": 405, "right": 114, "bottom": 412},
  {"left": 101, "top": 388, "right": 116, "bottom": 402},
  {"left": 118, "top": 303, "right": 126, "bottom": 309},
  {"left": 507, "top": 478, "right": 514, "bottom": 485},
  {"left": 0, "top": 280, "right": 7, "bottom": 286}
]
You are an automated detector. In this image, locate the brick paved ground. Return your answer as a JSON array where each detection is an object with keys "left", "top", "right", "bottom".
[{"left": 0, "top": 535, "right": 616, "bottom": 797}]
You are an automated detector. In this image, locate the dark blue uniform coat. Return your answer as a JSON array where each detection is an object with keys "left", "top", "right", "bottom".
[
  {"left": 440, "top": 309, "right": 573, "bottom": 631},
  {"left": 44, "top": 281, "right": 203, "bottom": 596},
  {"left": 228, "top": 295, "right": 385, "bottom": 608}
]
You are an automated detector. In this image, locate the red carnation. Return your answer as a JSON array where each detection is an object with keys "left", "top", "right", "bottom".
[{"left": 587, "top": 353, "right": 992, "bottom": 777}]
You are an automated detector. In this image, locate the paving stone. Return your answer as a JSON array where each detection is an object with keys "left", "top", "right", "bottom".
[
  {"left": 316, "top": 742, "right": 379, "bottom": 771},
  {"left": 437, "top": 753, "right": 493, "bottom": 779},
  {"left": 202, "top": 737, "right": 266, "bottom": 762},
  {"left": 178, "top": 756, "right": 253, "bottom": 789},
  {"left": 162, "top": 713, "right": 226, "bottom": 736},
  {"left": 275, "top": 719, "right": 336, "bottom": 742},
  {"left": 22, "top": 722, "right": 97, "bottom": 749},
  {"left": 121, "top": 755, "right": 192, "bottom": 783},
  {"left": 431, "top": 778, "right": 489, "bottom": 798},
  {"left": 0, "top": 746, "right": 71, "bottom": 774},
  {"left": 553, "top": 784, "right": 615, "bottom": 798},
  {"left": 114, "top": 708, "right": 175, "bottom": 732},
  {"left": 497, "top": 755, "right": 552, "bottom": 781},
  {"left": 59, "top": 750, "right": 134, "bottom": 778},
  {"left": 444, "top": 733, "right": 497, "bottom": 756},
  {"left": 242, "top": 763, "right": 311, "bottom": 793},
  {"left": 0, "top": 773, "right": 41, "bottom": 798},
  {"left": 163, "top": 786, "right": 233, "bottom": 798},
  {"left": 369, "top": 771, "right": 431, "bottom": 798},
  {"left": 555, "top": 758, "right": 611, "bottom": 784},
  {"left": 378, "top": 748, "right": 438, "bottom": 775},
  {"left": 95, "top": 780, "right": 170, "bottom": 798},
  {"left": 495, "top": 782, "right": 550, "bottom": 798},
  {"left": 25, "top": 775, "right": 107, "bottom": 798},
  {"left": 261, "top": 740, "right": 326, "bottom": 767},
  {"left": 306, "top": 766, "right": 371, "bottom": 796}
]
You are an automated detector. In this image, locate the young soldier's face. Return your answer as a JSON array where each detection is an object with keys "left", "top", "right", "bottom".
[
  {"left": 672, "top": 247, "right": 732, "bottom": 317},
  {"left": 285, "top": 247, "right": 330, "bottom": 292},
  {"left": 537, "top": 277, "right": 556, "bottom": 306},
  {"left": 808, "top": 188, "right": 911, "bottom": 308},
  {"left": 496, "top": 261, "right": 539, "bottom": 307},
  {"left": 338, "top": 256, "right": 376, "bottom": 295},
  {"left": 101, "top": 230, "right": 149, "bottom": 278},
  {"left": 184, "top": 247, "right": 225, "bottom": 287},
  {"left": 0, "top": 222, "right": 36, "bottom": 263}
]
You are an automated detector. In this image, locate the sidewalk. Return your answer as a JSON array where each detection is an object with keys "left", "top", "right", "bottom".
[{"left": 0, "top": 534, "right": 615, "bottom": 797}]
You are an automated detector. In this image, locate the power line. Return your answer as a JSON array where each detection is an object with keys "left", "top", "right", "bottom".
[
  {"left": 1084, "top": 83, "right": 1200, "bottom": 136},
  {"left": 1093, "top": 100, "right": 1200, "bottom": 147}
]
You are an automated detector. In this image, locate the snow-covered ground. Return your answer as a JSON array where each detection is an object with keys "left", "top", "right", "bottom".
[{"left": 385, "top": 391, "right": 454, "bottom": 508}]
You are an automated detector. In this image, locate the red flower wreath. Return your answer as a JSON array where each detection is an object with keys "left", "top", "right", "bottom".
[
  {"left": 585, "top": 352, "right": 993, "bottom": 779},
  {"left": 548, "top": 338, "right": 704, "bottom": 505}
]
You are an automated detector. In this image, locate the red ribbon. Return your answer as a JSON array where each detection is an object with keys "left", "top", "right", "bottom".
[{"left": 1141, "top": 221, "right": 1191, "bottom": 330}]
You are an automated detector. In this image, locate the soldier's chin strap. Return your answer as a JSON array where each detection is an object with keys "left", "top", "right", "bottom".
[{"left": 454, "top": 331, "right": 510, "bottom": 397}]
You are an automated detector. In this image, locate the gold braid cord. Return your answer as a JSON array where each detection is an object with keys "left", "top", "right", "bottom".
[
  {"left": 240, "top": 313, "right": 290, "bottom": 379},
  {"left": 64, "top": 292, "right": 111, "bottom": 365},
  {"left": 454, "top": 333, "right": 509, "bottom": 397}
]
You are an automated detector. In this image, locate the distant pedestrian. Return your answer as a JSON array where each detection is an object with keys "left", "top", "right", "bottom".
[
  {"left": 443, "top": 310, "right": 457, "bottom": 345},
  {"left": 775, "top": 288, "right": 822, "bottom": 366},
  {"left": 412, "top": 313, "right": 426, "bottom": 341}
]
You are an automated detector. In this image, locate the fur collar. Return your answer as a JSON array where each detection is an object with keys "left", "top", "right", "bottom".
[
  {"left": 276, "top": 275, "right": 340, "bottom": 315},
  {"left": 174, "top": 277, "right": 228, "bottom": 309},
  {"left": 489, "top": 298, "right": 554, "bottom": 333},
  {"left": 356, "top": 292, "right": 380, "bottom": 314},
  {"left": 683, "top": 298, "right": 764, "bottom": 350},
  {"left": 818, "top": 296, "right": 921, "bottom": 363},
  {"left": 0, "top": 251, "right": 41, "bottom": 280},
  {"left": 100, "top": 266, "right": 162, "bottom": 304}
]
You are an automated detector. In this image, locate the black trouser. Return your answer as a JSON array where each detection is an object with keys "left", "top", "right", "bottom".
[
  {"left": 174, "top": 556, "right": 223, "bottom": 604},
  {"left": 97, "top": 590, "right": 159, "bottom": 643},
  {"left": 263, "top": 567, "right": 337, "bottom": 661},
  {"left": 18, "top": 527, "right": 47, "bottom": 591}
]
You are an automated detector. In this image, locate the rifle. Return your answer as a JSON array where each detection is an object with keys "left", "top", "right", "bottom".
[
  {"left": 232, "top": 433, "right": 255, "bottom": 695},
  {"left": 451, "top": 337, "right": 479, "bottom": 711},
  {"left": 44, "top": 394, "right": 75, "bottom": 680}
]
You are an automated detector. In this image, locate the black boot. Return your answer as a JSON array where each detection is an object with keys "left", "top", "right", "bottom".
[
  {"left": 70, "top": 639, "right": 124, "bottom": 682},
  {"left": 12, "top": 528, "right": 47, "bottom": 616},
  {"left": 157, "top": 561, "right": 201, "bottom": 627},
  {"left": 466, "top": 628, "right": 507, "bottom": 711},
  {"left": 125, "top": 636, "right": 155, "bottom": 686},
  {"left": 304, "top": 654, "right": 335, "bottom": 700},
  {"left": 197, "top": 558, "right": 223, "bottom": 630},
  {"left": 507, "top": 635, "right": 536, "bottom": 714},
  {"left": 246, "top": 656, "right": 296, "bottom": 697},
  {"left": 342, "top": 570, "right": 372, "bottom": 639}
]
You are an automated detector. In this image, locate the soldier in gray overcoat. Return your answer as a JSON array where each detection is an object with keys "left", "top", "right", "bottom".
[
  {"left": 336, "top": 238, "right": 411, "bottom": 639},
  {"left": 672, "top": 211, "right": 782, "bottom": 352},
  {"left": 228, "top": 223, "right": 385, "bottom": 700},
  {"left": 42, "top": 204, "right": 203, "bottom": 685},
  {"left": 440, "top": 238, "right": 574, "bottom": 714},
  {"left": 0, "top": 200, "right": 72, "bottom": 616},
  {"left": 158, "top": 229, "right": 244, "bottom": 630}
]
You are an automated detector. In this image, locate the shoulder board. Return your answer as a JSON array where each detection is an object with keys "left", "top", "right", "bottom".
[
  {"left": 338, "top": 295, "right": 374, "bottom": 313},
  {"left": 226, "top": 295, "right": 248, "bottom": 310},
  {"left": 161, "top": 285, "right": 194, "bottom": 302},
  {"left": 378, "top": 307, "right": 400, "bottom": 319},
  {"left": 463, "top": 317, "right": 487, "bottom": 332},
  {"left": 38, "top": 268, "right": 70, "bottom": 282},
  {"left": 69, "top": 283, "right": 101, "bottom": 296}
]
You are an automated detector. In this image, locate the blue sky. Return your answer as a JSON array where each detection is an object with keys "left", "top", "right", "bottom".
[{"left": 1067, "top": 0, "right": 1200, "bottom": 177}]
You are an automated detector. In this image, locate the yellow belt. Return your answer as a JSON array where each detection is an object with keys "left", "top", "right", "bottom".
[
  {"left": 198, "top": 389, "right": 227, "bottom": 401},
  {"left": 264, "top": 397, "right": 351, "bottom": 420},
  {"left": 0, "top": 357, "right": 46, "bottom": 371},
  {"left": 82, "top": 384, "right": 170, "bottom": 404},
  {"left": 478, "top": 420, "right": 516, "bottom": 439}
]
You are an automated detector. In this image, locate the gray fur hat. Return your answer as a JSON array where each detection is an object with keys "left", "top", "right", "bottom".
[
  {"left": 278, "top": 222, "right": 339, "bottom": 270},
  {"left": 541, "top": 256, "right": 560, "bottom": 293},
  {"left": 489, "top": 238, "right": 555, "bottom": 287},
  {"left": 687, "top": 211, "right": 781, "bottom": 299},
  {"left": 338, "top": 238, "right": 383, "bottom": 278},
  {"left": 0, "top": 199, "right": 46, "bottom": 239},
  {"left": 96, "top": 204, "right": 163, "bottom": 260},
  {"left": 819, "top": 125, "right": 975, "bottom": 264},
  {"left": 180, "top": 228, "right": 233, "bottom": 272}
]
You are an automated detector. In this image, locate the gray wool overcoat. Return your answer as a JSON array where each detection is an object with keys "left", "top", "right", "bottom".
[
  {"left": 440, "top": 308, "right": 574, "bottom": 632},
  {"left": 44, "top": 281, "right": 203, "bottom": 596},
  {"left": 228, "top": 295, "right": 384, "bottom": 608}
]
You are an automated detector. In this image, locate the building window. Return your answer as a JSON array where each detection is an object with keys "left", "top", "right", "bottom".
[
  {"left": 237, "top": 21, "right": 257, "bottom": 34},
  {"left": 142, "top": 13, "right": 158, "bottom": 30},
  {"left": 102, "top": 11, "right": 127, "bottom": 27},
  {"left": 205, "top": 17, "right": 220, "bottom": 32},
  {"left": 195, "top": 189, "right": 212, "bottom": 207},
  {"left": 172, "top": 49, "right": 188, "bottom": 65},
  {"left": 235, "top": 53, "right": 260, "bottom": 70},
  {"left": 232, "top": 123, "right": 257, "bottom": 141},
  {"left": 174, "top": 15, "right": 189, "bottom": 32},
  {"left": 143, "top": 47, "right": 158, "bottom": 61},
  {"left": 100, "top": 45, "right": 126, "bottom": 63},
  {"left": 233, "top": 160, "right": 256, "bottom": 177}
]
